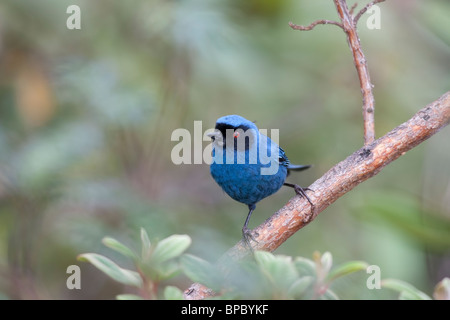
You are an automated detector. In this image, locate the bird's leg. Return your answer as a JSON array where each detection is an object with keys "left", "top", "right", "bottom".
[
  {"left": 284, "top": 183, "right": 314, "bottom": 209},
  {"left": 242, "top": 204, "right": 258, "bottom": 250}
]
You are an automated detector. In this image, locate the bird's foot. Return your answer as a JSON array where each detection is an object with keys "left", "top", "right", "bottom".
[
  {"left": 285, "top": 183, "right": 315, "bottom": 214},
  {"left": 294, "top": 185, "right": 315, "bottom": 221},
  {"left": 242, "top": 226, "right": 258, "bottom": 251},
  {"left": 293, "top": 185, "right": 314, "bottom": 205}
]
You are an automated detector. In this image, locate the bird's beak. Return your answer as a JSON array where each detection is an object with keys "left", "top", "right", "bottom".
[{"left": 207, "top": 130, "right": 221, "bottom": 139}]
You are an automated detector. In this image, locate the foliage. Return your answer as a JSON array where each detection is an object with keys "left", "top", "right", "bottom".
[
  {"left": 79, "top": 230, "right": 449, "bottom": 300},
  {"left": 182, "top": 250, "right": 367, "bottom": 299},
  {"left": 78, "top": 229, "right": 190, "bottom": 299}
]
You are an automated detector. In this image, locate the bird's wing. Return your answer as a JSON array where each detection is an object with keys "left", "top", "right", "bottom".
[
  {"left": 265, "top": 136, "right": 311, "bottom": 172},
  {"left": 278, "top": 147, "right": 290, "bottom": 168}
]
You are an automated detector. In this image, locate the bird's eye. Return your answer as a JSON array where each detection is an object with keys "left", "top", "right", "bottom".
[{"left": 233, "top": 131, "right": 240, "bottom": 139}]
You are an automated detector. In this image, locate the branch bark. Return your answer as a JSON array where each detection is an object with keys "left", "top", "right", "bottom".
[
  {"left": 333, "top": 0, "right": 377, "bottom": 145},
  {"left": 288, "top": 20, "right": 343, "bottom": 31},
  {"left": 185, "top": 91, "right": 450, "bottom": 299},
  {"left": 290, "top": 0, "right": 382, "bottom": 145}
]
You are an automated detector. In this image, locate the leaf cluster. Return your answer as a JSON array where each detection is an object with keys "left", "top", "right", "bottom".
[{"left": 78, "top": 230, "right": 450, "bottom": 300}]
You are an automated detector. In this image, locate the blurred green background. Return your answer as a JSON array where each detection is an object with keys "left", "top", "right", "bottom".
[{"left": 0, "top": 0, "right": 449, "bottom": 299}]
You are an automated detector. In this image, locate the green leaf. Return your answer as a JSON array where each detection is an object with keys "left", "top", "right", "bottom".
[
  {"left": 152, "top": 234, "right": 191, "bottom": 264},
  {"left": 398, "top": 291, "right": 424, "bottom": 300},
  {"left": 164, "top": 286, "right": 184, "bottom": 300},
  {"left": 320, "top": 252, "right": 333, "bottom": 274},
  {"left": 155, "top": 261, "right": 182, "bottom": 281},
  {"left": 181, "top": 254, "right": 223, "bottom": 291},
  {"left": 326, "top": 261, "right": 369, "bottom": 283},
  {"left": 320, "top": 289, "right": 339, "bottom": 300},
  {"left": 255, "top": 253, "right": 298, "bottom": 290},
  {"left": 140, "top": 228, "right": 152, "bottom": 261},
  {"left": 254, "top": 250, "right": 275, "bottom": 266},
  {"left": 102, "top": 237, "right": 138, "bottom": 261},
  {"left": 293, "top": 257, "right": 316, "bottom": 277},
  {"left": 116, "top": 294, "right": 144, "bottom": 300},
  {"left": 287, "top": 276, "right": 315, "bottom": 299},
  {"left": 78, "top": 253, "right": 143, "bottom": 288},
  {"left": 381, "top": 279, "right": 431, "bottom": 300}
]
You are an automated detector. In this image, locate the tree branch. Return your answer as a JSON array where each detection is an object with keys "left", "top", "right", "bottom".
[
  {"left": 333, "top": 0, "right": 377, "bottom": 145},
  {"left": 354, "top": 0, "right": 386, "bottom": 25},
  {"left": 291, "top": 1, "right": 381, "bottom": 145},
  {"left": 288, "top": 20, "right": 343, "bottom": 31},
  {"left": 185, "top": 91, "right": 450, "bottom": 299},
  {"left": 349, "top": 2, "right": 359, "bottom": 15}
]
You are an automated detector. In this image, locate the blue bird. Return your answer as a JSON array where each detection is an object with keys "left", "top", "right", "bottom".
[{"left": 207, "top": 115, "right": 313, "bottom": 247}]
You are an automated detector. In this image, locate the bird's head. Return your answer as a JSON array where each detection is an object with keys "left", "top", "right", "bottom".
[{"left": 207, "top": 115, "right": 258, "bottom": 151}]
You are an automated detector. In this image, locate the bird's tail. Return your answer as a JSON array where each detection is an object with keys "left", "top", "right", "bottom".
[{"left": 287, "top": 164, "right": 311, "bottom": 172}]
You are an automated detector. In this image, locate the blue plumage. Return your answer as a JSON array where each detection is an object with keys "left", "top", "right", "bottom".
[
  {"left": 208, "top": 115, "right": 312, "bottom": 247},
  {"left": 211, "top": 154, "right": 287, "bottom": 206}
]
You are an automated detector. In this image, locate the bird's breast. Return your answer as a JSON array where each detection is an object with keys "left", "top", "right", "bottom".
[{"left": 210, "top": 158, "right": 287, "bottom": 206}]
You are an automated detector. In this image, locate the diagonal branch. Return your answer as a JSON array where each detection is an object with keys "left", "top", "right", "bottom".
[{"left": 185, "top": 91, "right": 450, "bottom": 299}]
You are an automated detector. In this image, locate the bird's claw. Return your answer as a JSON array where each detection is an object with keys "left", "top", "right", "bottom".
[
  {"left": 292, "top": 185, "right": 315, "bottom": 214},
  {"left": 242, "top": 227, "right": 258, "bottom": 251},
  {"left": 292, "top": 185, "right": 313, "bottom": 203}
]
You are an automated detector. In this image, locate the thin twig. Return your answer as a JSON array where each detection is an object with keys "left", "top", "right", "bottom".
[
  {"left": 288, "top": 20, "right": 343, "bottom": 31},
  {"left": 334, "top": 0, "right": 376, "bottom": 145},
  {"left": 185, "top": 91, "right": 450, "bottom": 299},
  {"left": 290, "top": 0, "right": 380, "bottom": 145},
  {"left": 354, "top": 0, "right": 386, "bottom": 24},
  {"left": 349, "top": 2, "right": 359, "bottom": 15}
]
